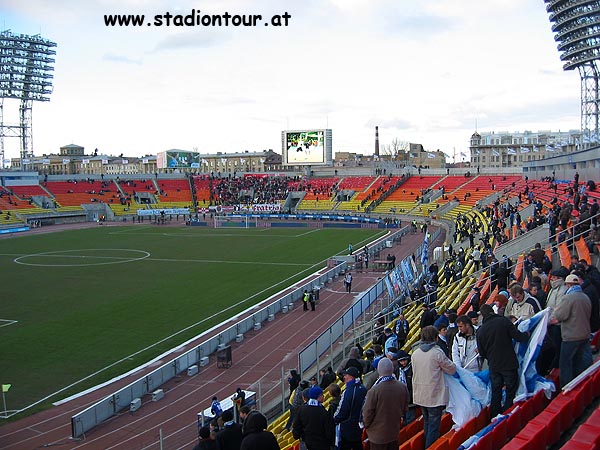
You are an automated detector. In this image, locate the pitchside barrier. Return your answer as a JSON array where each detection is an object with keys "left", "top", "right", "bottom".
[{"left": 69, "top": 228, "right": 412, "bottom": 439}]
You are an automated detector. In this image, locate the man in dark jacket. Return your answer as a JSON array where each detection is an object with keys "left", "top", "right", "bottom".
[
  {"left": 333, "top": 367, "right": 367, "bottom": 450},
  {"left": 420, "top": 304, "right": 437, "bottom": 329},
  {"left": 292, "top": 386, "right": 334, "bottom": 450},
  {"left": 362, "top": 358, "right": 409, "bottom": 450},
  {"left": 477, "top": 304, "right": 529, "bottom": 417},
  {"left": 319, "top": 367, "right": 337, "bottom": 390},
  {"left": 240, "top": 410, "right": 280, "bottom": 450},
  {"left": 215, "top": 410, "right": 243, "bottom": 450}
]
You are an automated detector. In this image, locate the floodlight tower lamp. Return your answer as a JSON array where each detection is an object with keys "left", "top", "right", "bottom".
[{"left": 545, "top": 0, "right": 600, "bottom": 147}]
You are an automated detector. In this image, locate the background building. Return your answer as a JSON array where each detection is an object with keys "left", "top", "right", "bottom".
[{"left": 469, "top": 129, "right": 582, "bottom": 170}]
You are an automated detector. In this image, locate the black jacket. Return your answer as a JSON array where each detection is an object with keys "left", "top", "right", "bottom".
[
  {"left": 476, "top": 313, "right": 529, "bottom": 371},
  {"left": 216, "top": 422, "right": 243, "bottom": 450},
  {"left": 293, "top": 403, "right": 334, "bottom": 450},
  {"left": 240, "top": 411, "right": 280, "bottom": 450}
]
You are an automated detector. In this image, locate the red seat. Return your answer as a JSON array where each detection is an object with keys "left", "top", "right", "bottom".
[
  {"left": 505, "top": 407, "right": 523, "bottom": 440},
  {"left": 471, "top": 430, "right": 493, "bottom": 450},
  {"left": 516, "top": 420, "right": 547, "bottom": 449},
  {"left": 545, "top": 394, "right": 574, "bottom": 432},
  {"left": 560, "top": 441, "right": 596, "bottom": 450},
  {"left": 530, "top": 410, "right": 561, "bottom": 447},
  {"left": 568, "top": 385, "right": 587, "bottom": 418},
  {"left": 499, "top": 435, "right": 530, "bottom": 450},
  {"left": 427, "top": 435, "right": 449, "bottom": 450},
  {"left": 529, "top": 389, "right": 549, "bottom": 416},
  {"left": 593, "top": 369, "right": 600, "bottom": 398},
  {"left": 490, "top": 417, "right": 509, "bottom": 449},
  {"left": 572, "top": 423, "right": 600, "bottom": 447}
]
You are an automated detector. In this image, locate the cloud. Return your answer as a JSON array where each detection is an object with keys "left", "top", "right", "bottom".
[{"left": 103, "top": 53, "right": 142, "bottom": 65}]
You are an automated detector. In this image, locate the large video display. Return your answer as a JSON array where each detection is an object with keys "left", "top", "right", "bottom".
[
  {"left": 157, "top": 151, "right": 200, "bottom": 169},
  {"left": 282, "top": 129, "right": 332, "bottom": 165}
]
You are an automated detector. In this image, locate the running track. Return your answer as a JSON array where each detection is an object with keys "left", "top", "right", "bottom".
[{"left": 0, "top": 224, "right": 443, "bottom": 450}]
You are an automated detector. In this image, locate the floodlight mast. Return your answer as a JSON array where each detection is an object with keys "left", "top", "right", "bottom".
[
  {"left": 544, "top": 0, "right": 600, "bottom": 148},
  {"left": 0, "top": 30, "right": 56, "bottom": 168}
]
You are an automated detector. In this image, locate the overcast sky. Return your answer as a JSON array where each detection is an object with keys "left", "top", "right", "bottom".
[{"left": 1, "top": 0, "right": 581, "bottom": 161}]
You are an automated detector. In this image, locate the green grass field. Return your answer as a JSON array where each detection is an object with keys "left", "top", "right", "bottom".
[{"left": 0, "top": 224, "right": 384, "bottom": 414}]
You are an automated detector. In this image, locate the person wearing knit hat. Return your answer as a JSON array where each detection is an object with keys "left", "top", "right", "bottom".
[
  {"left": 547, "top": 266, "right": 570, "bottom": 371},
  {"left": 362, "top": 357, "right": 409, "bottom": 450},
  {"left": 292, "top": 384, "right": 333, "bottom": 450},
  {"left": 308, "top": 386, "right": 323, "bottom": 400}
]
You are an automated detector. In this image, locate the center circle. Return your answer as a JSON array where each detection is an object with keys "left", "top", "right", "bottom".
[{"left": 14, "top": 249, "right": 151, "bottom": 267}]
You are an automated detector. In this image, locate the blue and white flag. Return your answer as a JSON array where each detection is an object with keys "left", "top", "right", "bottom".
[
  {"left": 532, "top": 146, "right": 539, "bottom": 152},
  {"left": 492, "top": 149, "right": 500, "bottom": 157},
  {"left": 427, "top": 152, "right": 436, "bottom": 159},
  {"left": 421, "top": 232, "right": 430, "bottom": 268},
  {"left": 514, "top": 308, "right": 555, "bottom": 402},
  {"left": 445, "top": 308, "right": 554, "bottom": 430},
  {"left": 520, "top": 146, "right": 530, "bottom": 153},
  {"left": 545, "top": 145, "right": 555, "bottom": 152},
  {"left": 507, "top": 148, "right": 516, "bottom": 155}
]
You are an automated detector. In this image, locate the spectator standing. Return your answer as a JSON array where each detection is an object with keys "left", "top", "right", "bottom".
[
  {"left": 240, "top": 410, "right": 280, "bottom": 450},
  {"left": 327, "top": 383, "right": 341, "bottom": 422},
  {"left": 333, "top": 367, "right": 367, "bottom": 450},
  {"left": 210, "top": 396, "right": 223, "bottom": 419},
  {"left": 362, "top": 358, "right": 409, "bottom": 450},
  {"left": 215, "top": 410, "right": 243, "bottom": 450},
  {"left": 285, "top": 380, "right": 309, "bottom": 432},
  {"left": 344, "top": 271, "right": 353, "bottom": 293},
  {"left": 468, "top": 287, "right": 482, "bottom": 313},
  {"left": 395, "top": 314, "right": 410, "bottom": 348},
  {"left": 546, "top": 269, "right": 569, "bottom": 369},
  {"left": 232, "top": 388, "right": 246, "bottom": 412},
  {"left": 504, "top": 284, "right": 536, "bottom": 321},
  {"left": 382, "top": 328, "right": 398, "bottom": 354},
  {"left": 452, "top": 316, "right": 480, "bottom": 373},
  {"left": 194, "top": 427, "right": 217, "bottom": 450},
  {"left": 336, "top": 347, "right": 364, "bottom": 381},
  {"left": 477, "top": 304, "right": 529, "bottom": 417},
  {"left": 550, "top": 274, "right": 592, "bottom": 387},
  {"left": 319, "top": 367, "right": 336, "bottom": 390},
  {"left": 412, "top": 326, "right": 456, "bottom": 449},
  {"left": 292, "top": 386, "right": 334, "bottom": 450},
  {"left": 420, "top": 304, "right": 437, "bottom": 328},
  {"left": 287, "top": 370, "right": 301, "bottom": 394}
]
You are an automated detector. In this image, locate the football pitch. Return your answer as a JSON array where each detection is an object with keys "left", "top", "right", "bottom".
[{"left": 0, "top": 224, "right": 384, "bottom": 415}]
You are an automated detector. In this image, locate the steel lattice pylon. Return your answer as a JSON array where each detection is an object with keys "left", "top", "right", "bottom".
[
  {"left": 0, "top": 30, "right": 56, "bottom": 167},
  {"left": 545, "top": 0, "right": 600, "bottom": 146}
]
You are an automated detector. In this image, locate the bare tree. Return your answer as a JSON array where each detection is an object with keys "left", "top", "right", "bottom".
[{"left": 382, "top": 138, "right": 410, "bottom": 160}]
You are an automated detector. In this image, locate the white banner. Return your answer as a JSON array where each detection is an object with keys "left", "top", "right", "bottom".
[
  {"left": 42, "top": 158, "right": 50, "bottom": 165},
  {"left": 102, "top": 159, "right": 109, "bottom": 165},
  {"left": 142, "top": 158, "right": 149, "bottom": 164},
  {"left": 122, "top": 159, "right": 129, "bottom": 165},
  {"left": 137, "top": 208, "right": 190, "bottom": 216},
  {"left": 82, "top": 159, "right": 89, "bottom": 164},
  {"left": 62, "top": 159, "right": 70, "bottom": 164},
  {"left": 239, "top": 204, "right": 282, "bottom": 213},
  {"left": 22, "top": 158, "right": 31, "bottom": 164}
]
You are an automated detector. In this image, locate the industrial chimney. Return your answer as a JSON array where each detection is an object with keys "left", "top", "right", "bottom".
[{"left": 375, "top": 126, "right": 379, "bottom": 156}]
